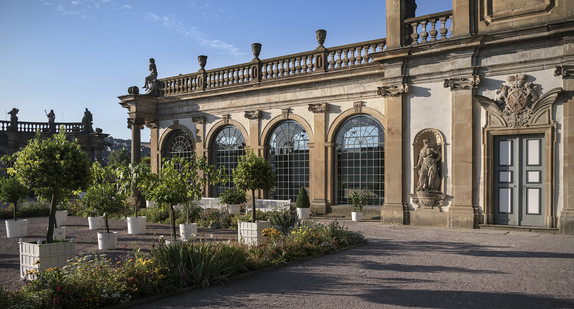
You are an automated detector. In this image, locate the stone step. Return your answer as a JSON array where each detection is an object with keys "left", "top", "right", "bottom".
[{"left": 479, "top": 224, "right": 559, "bottom": 234}]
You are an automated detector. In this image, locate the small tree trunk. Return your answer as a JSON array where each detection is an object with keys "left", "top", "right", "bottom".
[
  {"left": 46, "top": 192, "right": 58, "bottom": 243},
  {"left": 170, "top": 205, "right": 176, "bottom": 240},
  {"left": 186, "top": 204, "right": 190, "bottom": 224},
  {"left": 251, "top": 189, "right": 256, "bottom": 222},
  {"left": 104, "top": 216, "right": 110, "bottom": 234}
]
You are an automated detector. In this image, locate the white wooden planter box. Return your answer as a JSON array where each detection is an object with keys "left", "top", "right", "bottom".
[
  {"left": 53, "top": 227, "right": 66, "bottom": 240},
  {"left": 19, "top": 239, "right": 75, "bottom": 280},
  {"left": 55, "top": 210, "right": 68, "bottom": 226},
  {"left": 238, "top": 221, "right": 271, "bottom": 246},
  {"left": 5, "top": 219, "right": 28, "bottom": 238}
]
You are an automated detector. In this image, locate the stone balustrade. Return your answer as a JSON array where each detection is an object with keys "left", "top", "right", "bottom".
[
  {"left": 160, "top": 38, "right": 387, "bottom": 96},
  {"left": 0, "top": 120, "right": 86, "bottom": 133},
  {"left": 404, "top": 10, "right": 453, "bottom": 45}
]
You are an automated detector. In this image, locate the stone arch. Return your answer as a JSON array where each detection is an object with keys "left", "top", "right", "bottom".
[
  {"left": 158, "top": 123, "right": 195, "bottom": 163},
  {"left": 326, "top": 106, "right": 386, "bottom": 143},
  {"left": 261, "top": 114, "right": 314, "bottom": 149},
  {"left": 205, "top": 119, "right": 249, "bottom": 151}
]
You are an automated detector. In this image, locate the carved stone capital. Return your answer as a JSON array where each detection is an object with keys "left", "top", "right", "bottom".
[
  {"left": 377, "top": 84, "right": 409, "bottom": 97},
  {"left": 145, "top": 120, "right": 158, "bottom": 129},
  {"left": 281, "top": 108, "right": 291, "bottom": 120},
  {"left": 444, "top": 75, "right": 481, "bottom": 90},
  {"left": 222, "top": 114, "right": 231, "bottom": 125},
  {"left": 353, "top": 101, "right": 365, "bottom": 113},
  {"left": 192, "top": 116, "right": 206, "bottom": 124},
  {"left": 244, "top": 110, "right": 262, "bottom": 120},
  {"left": 127, "top": 118, "right": 145, "bottom": 129},
  {"left": 308, "top": 103, "right": 328, "bottom": 113},
  {"left": 554, "top": 65, "right": 574, "bottom": 79}
]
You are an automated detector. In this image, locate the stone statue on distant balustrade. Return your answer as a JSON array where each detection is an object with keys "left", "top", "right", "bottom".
[
  {"left": 82, "top": 108, "right": 93, "bottom": 133},
  {"left": 7, "top": 108, "right": 18, "bottom": 131}
]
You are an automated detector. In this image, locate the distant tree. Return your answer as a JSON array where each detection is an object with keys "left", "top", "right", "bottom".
[
  {"left": 107, "top": 149, "right": 131, "bottom": 168},
  {"left": 233, "top": 149, "right": 275, "bottom": 222},
  {"left": 0, "top": 174, "right": 29, "bottom": 221},
  {"left": 8, "top": 130, "right": 92, "bottom": 243}
]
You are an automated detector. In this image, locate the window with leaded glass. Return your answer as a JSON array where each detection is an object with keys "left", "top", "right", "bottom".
[
  {"left": 212, "top": 125, "right": 245, "bottom": 196},
  {"left": 267, "top": 120, "right": 309, "bottom": 201},
  {"left": 163, "top": 130, "right": 194, "bottom": 160},
  {"left": 335, "top": 115, "right": 384, "bottom": 206}
]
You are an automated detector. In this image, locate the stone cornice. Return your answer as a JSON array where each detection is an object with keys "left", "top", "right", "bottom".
[{"left": 443, "top": 75, "right": 481, "bottom": 90}]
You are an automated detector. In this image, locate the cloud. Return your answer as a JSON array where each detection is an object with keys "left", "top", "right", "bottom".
[{"left": 144, "top": 12, "right": 244, "bottom": 57}]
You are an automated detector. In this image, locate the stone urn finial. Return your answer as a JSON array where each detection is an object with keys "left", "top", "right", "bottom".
[
  {"left": 252, "top": 43, "right": 262, "bottom": 59},
  {"left": 198, "top": 55, "right": 207, "bottom": 70},
  {"left": 316, "top": 29, "right": 327, "bottom": 47}
]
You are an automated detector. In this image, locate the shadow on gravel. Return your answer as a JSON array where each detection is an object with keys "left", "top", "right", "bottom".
[{"left": 360, "top": 288, "right": 574, "bottom": 309}]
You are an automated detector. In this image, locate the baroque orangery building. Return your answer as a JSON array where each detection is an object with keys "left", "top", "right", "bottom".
[{"left": 120, "top": 0, "right": 574, "bottom": 234}]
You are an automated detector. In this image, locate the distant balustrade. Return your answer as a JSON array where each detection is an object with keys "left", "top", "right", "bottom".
[
  {"left": 0, "top": 120, "right": 86, "bottom": 133},
  {"left": 404, "top": 10, "right": 453, "bottom": 45},
  {"left": 159, "top": 38, "right": 387, "bottom": 96}
]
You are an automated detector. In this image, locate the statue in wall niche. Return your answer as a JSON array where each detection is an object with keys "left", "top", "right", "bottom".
[
  {"left": 410, "top": 129, "right": 447, "bottom": 211},
  {"left": 8, "top": 108, "right": 18, "bottom": 131},
  {"left": 414, "top": 139, "right": 441, "bottom": 193}
]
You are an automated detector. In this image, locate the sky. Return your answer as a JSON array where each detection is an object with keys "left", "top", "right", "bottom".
[{"left": 0, "top": 0, "right": 452, "bottom": 141}]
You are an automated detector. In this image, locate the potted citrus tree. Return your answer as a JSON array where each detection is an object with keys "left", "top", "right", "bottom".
[
  {"left": 348, "top": 191, "right": 367, "bottom": 222},
  {"left": 295, "top": 186, "right": 310, "bottom": 219},
  {"left": 118, "top": 162, "right": 150, "bottom": 235},
  {"left": 219, "top": 188, "right": 247, "bottom": 214},
  {"left": 0, "top": 172, "right": 29, "bottom": 238},
  {"left": 82, "top": 162, "right": 127, "bottom": 249},
  {"left": 233, "top": 149, "right": 275, "bottom": 245},
  {"left": 8, "top": 130, "right": 91, "bottom": 279}
]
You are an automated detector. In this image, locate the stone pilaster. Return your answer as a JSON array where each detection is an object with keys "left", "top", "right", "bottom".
[
  {"left": 308, "top": 103, "right": 329, "bottom": 214},
  {"left": 557, "top": 67, "right": 574, "bottom": 234},
  {"left": 146, "top": 121, "right": 159, "bottom": 173},
  {"left": 191, "top": 117, "right": 206, "bottom": 157},
  {"left": 445, "top": 76, "right": 479, "bottom": 228},
  {"left": 380, "top": 83, "right": 409, "bottom": 224},
  {"left": 127, "top": 117, "right": 144, "bottom": 164},
  {"left": 244, "top": 110, "right": 262, "bottom": 155}
]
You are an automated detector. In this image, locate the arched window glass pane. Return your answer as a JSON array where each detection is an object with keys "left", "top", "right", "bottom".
[
  {"left": 336, "top": 115, "right": 384, "bottom": 206},
  {"left": 212, "top": 126, "right": 245, "bottom": 196},
  {"left": 267, "top": 120, "right": 309, "bottom": 201},
  {"left": 163, "top": 130, "right": 194, "bottom": 160}
]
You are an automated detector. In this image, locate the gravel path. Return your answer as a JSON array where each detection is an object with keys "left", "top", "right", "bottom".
[
  {"left": 137, "top": 221, "right": 574, "bottom": 309},
  {"left": 0, "top": 216, "right": 237, "bottom": 291}
]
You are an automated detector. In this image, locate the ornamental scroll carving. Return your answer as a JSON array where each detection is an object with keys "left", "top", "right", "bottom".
[
  {"left": 409, "top": 129, "right": 447, "bottom": 211},
  {"left": 474, "top": 74, "right": 563, "bottom": 128},
  {"left": 377, "top": 84, "right": 409, "bottom": 97},
  {"left": 308, "top": 103, "right": 328, "bottom": 113},
  {"left": 443, "top": 75, "right": 481, "bottom": 90},
  {"left": 244, "top": 110, "right": 262, "bottom": 119}
]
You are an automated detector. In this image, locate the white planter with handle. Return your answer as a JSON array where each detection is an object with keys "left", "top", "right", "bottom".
[
  {"left": 179, "top": 223, "right": 197, "bottom": 241},
  {"left": 296, "top": 208, "right": 310, "bottom": 219},
  {"left": 97, "top": 232, "right": 118, "bottom": 250},
  {"left": 127, "top": 216, "right": 146, "bottom": 235},
  {"left": 55, "top": 210, "right": 68, "bottom": 226},
  {"left": 351, "top": 211, "right": 361, "bottom": 222},
  {"left": 88, "top": 216, "right": 104, "bottom": 230}
]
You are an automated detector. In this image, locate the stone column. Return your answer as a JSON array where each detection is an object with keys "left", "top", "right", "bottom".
[
  {"left": 386, "top": 0, "right": 416, "bottom": 48},
  {"left": 308, "top": 103, "right": 328, "bottom": 214},
  {"left": 146, "top": 121, "right": 159, "bottom": 173},
  {"left": 379, "top": 84, "right": 409, "bottom": 224},
  {"left": 444, "top": 76, "right": 481, "bottom": 228},
  {"left": 128, "top": 117, "right": 144, "bottom": 164},
  {"left": 556, "top": 65, "right": 574, "bottom": 234}
]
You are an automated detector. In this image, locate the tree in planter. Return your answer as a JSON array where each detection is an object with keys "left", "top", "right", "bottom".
[
  {"left": 233, "top": 149, "right": 275, "bottom": 222},
  {"left": 348, "top": 191, "right": 367, "bottom": 212},
  {"left": 296, "top": 187, "right": 310, "bottom": 209},
  {"left": 118, "top": 162, "right": 151, "bottom": 218},
  {"left": 0, "top": 175, "right": 29, "bottom": 222},
  {"left": 219, "top": 188, "right": 247, "bottom": 206},
  {"left": 144, "top": 156, "right": 226, "bottom": 240},
  {"left": 7, "top": 130, "right": 92, "bottom": 243},
  {"left": 82, "top": 162, "right": 127, "bottom": 233}
]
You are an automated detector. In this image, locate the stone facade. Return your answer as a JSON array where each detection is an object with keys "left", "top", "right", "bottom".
[{"left": 120, "top": 0, "right": 574, "bottom": 233}]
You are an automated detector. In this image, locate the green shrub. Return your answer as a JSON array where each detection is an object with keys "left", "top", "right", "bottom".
[
  {"left": 0, "top": 200, "right": 50, "bottom": 219},
  {"left": 295, "top": 187, "right": 310, "bottom": 208},
  {"left": 268, "top": 210, "right": 297, "bottom": 234},
  {"left": 218, "top": 188, "right": 247, "bottom": 205},
  {"left": 141, "top": 206, "right": 173, "bottom": 224}
]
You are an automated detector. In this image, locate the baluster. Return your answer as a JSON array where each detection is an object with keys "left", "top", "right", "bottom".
[
  {"left": 439, "top": 16, "right": 448, "bottom": 40},
  {"left": 334, "top": 51, "right": 341, "bottom": 69},
  {"left": 327, "top": 51, "right": 335, "bottom": 70},
  {"left": 420, "top": 20, "right": 429, "bottom": 43},
  {"left": 350, "top": 48, "right": 357, "bottom": 66},
  {"left": 303, "top": 56, "right": 309, "bottom": 73},
  {"left": 429, "top": 18, "right": 438, "bottom": 42},
  {"left": 410, "top": 21, "right": 420, "bottom": 44},
  {"left": 342, "top": 49, "right": 349, "bottom": 67},
  {"left": 356, "top": 46, "right": 364, "bottom": 65}
]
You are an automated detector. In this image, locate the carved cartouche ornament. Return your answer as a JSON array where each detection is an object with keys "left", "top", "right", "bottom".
[
  {"left": 475, "top": 74, "right": 562, "bottom": 129},
  {"left": 377, "top": 84, "right": 409, "bottom": 97}
]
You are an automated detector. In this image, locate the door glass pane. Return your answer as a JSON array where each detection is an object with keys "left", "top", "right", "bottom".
[
  {"left": 498, "top": 140, "right": 512, "bottom": 166},
  {"left": 527, "top": 139, "right": 541, "bottom": 166},
  {"left": 527, "top": 171, "right": 541, "bottom": 183},
  {"left": 499, "top": 171, "right": 512, "bottom": 183},
  {"left": 498, "top": 188, "right": 512, "bottom": 213},
  {"left": 527, "top": 188, "right": 540, "bottom": 214}
]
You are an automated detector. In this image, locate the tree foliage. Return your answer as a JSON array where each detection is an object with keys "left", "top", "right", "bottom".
[
  {"left": 233, "top": 149, "right": 275, "bottom": 222},
  {"left": 295, "top": 187, "right": 310, "bottom": 209},
  {"left": 8, "top": 130, "right": 92, "bottom": 242},
  {"left": 82, "top": 162, "right": 127, "bottom": 233},
  {"left": 106, "top": 149, "right": 131, "bottom": 168},
  {"left": 117, "top": 162, "right": 151, "bottom": 217},
  {"left": 0, "top": 174, "right": 29, "bottom": 221}
]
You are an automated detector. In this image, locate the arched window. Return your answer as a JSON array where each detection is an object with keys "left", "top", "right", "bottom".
[
  {"left": 212, "top": 125, "right": 245, "bottom": 196},
  {"left": 267, "top": 120, "right": 309, "bottom": 201},
  {"left": 335, "top": 114, "right": 384, "bottom": 206},
  {"left": 163, "top": 129, "right": 194, "bottom": 160}
]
